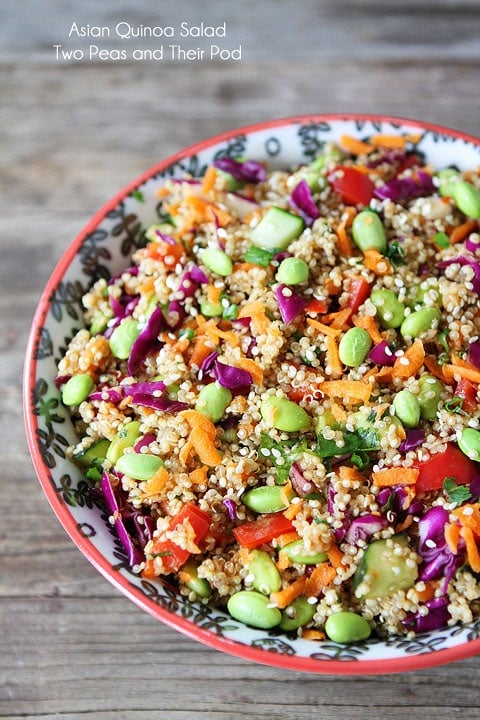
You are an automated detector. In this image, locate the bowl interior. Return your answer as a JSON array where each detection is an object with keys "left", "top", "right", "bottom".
[{"left": 24, "top": 114, "right": 480, "bottom": 674}]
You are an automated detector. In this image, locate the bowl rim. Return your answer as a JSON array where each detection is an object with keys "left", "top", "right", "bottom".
[{"left": 23, "top": 112, "right": 480, "bottom": 674}]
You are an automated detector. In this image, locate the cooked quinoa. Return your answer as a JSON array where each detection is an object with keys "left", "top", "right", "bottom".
[{"left": 58, "top": 136, "right": 480, "bottom": 642}]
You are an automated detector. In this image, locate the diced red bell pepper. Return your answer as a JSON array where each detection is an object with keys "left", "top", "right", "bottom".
[
  {"left": 305, "top": 297, "right": 328, "bottom": 315},
  {"left": 233, "top": 512, "right": 295, "bottom": 550},
  {"left": 454, "top": 378, "right": 478, "bottom": 414},
  {"left": 346, "top": 276, "right": 371, "bottom": 314},
  {"left": 329, "top": 166, "right": 375, "bottom": 206},
  {"left": 413, "top": 443, "right": 479, "bottom": 493},
  {"left": 150, "top": 503, "right": 211, "bottom": 573}
]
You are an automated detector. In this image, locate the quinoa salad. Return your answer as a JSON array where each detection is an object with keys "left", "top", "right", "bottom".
[{"left": 57, "top": 133, "right": 480, "bottom": 643}]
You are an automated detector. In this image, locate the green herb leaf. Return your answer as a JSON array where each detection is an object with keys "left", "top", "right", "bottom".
[
  {"left": 443, "top": 476, "right": 472, "bottom": 506},
  {"left": 259, "top": 432, "right": 306, "bottom": 484},
  {"left": 386, "top": 240, "right": 406, "bottom": 265},
  {"left": 243, "top": 246, "right": 275, "bottom": 266},
  {"left": 445, "top": 396, "right": 466, "bottom": 414},
  {"left": 434, "top": 231, "right": 450, "bottom": 249}
]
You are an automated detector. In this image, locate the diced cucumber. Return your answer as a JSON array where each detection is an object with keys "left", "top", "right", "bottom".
[
  {"left": 353, "top": 535, "right": 418, "bottom": 599},
  {"left": 251, "top": 207, "right": 304, "bottom": 250},
  {"left": 73, "top": 438, "right": 110, "bottom": 467}
]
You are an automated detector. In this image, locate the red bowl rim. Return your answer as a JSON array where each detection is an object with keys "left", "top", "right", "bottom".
[{"left": 23, "top": 112, "right": 480, "bottom": 674}]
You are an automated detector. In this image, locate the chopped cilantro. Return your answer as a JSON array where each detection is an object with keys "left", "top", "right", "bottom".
[
  {"left": 434, "top": 231, "right": 450, "bottom": 249},
  {"left": 443, "top": 477, "right": 472, "bottom": 506},
  {"left": 386, "top": 240, "right": 406, "bottom": 265},
  {"left": 259, "top": 432, "right": 306, "bottom": 484},
  {"left": 243, "top": 246, "right": 275, "bottom": 266},
  {"left": 445, "top": 396, "right": 466, "bottom": 414}
]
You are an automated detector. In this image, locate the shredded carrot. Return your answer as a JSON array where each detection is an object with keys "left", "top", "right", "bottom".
[
  {"left": 284, "top": 502, "right": 303, "bottom": 520},
  {"left": 270, "top": 576, "right": 306, "bottom": 609},
  {"left": 392, "top": 339, "right": 425, "bottom": 379},
  {"left": 369, "top": 134, "right": 420, "bottom": 149},
  {"left": 179, "top": 410, "right": 221, "bottom": 467},
  {"left": 324, "top": 277, "right": 342, "bottom": 296},
  {"left": 450, "top": 219, "right": 478, "bottom": 245},
  {"left": 189, "top": 466, "right": 209, "bottom": 485},
  {"left": 330, "top": 401, "right": 348, "bottom": 424},
  {"left": 238, "top": 300, "right": 271, "bottom": 335},
  {"left": 304, "top": 563, "right": 337, "bottom": 598},
  {"left": 141, "top": 558, "right": 157, "bottom": 579},
  {"left": 206, "top": 284, "right": 223, "bottom": 306},
  {"left": 453, "top": 503, "right": 480, "bottom": 535},
  {"left": 306, "top": 317, "right": 342, "bottom": 338},
  {"left": 395, "top": 515, "right": 414, "bottom": 533},
  {"left": 276, "top": 532, "right": 301, "bottom": 548},
  {"left": 339, "top": 134, "right": 374, "bottom": 156},
  {"left": 423, "top": 355, "right": 454, "bottom": 384},
  {"left": 317, "top": 379, "right": 372, "bottom": 403},
  {"left": 327, "top": 544, "right": 345, "bottom": 569},
  {"left": 181, "top": 410, "right": 217, "bottom": 438},
  {"left": 232, "top": 262, "right": 257, "bottom": 273},
  {"left": 363, "top": 249, "right": 393, "bottom": 276},
  {"left": 141, "top": 467, "right": 170, "bottom": 497},
  {"left": 201, "top": 165, "right": 217, "bottom": 195},
  {"left": 301, "top": 629, "right": 326, "bottom": 641},
  {"left": 183, "top": 194, "right": 232, "bottom": 228},
  {"left": 353, "top": 314, "right": 383, "bottom": 344},
  {"left": 442, "top": 364, "right": 480, "bottom": 385},
  {"left": 229, "top": 357, "right": 264, "bottom": 386},
  {"left": 444, "top": 522, "right": 462, "bottom": 555},
  {"left": 276, "top": 551, "right": 292, "bottom": 571},
  {"left": 189, "top": 338, "right": 216, "bottom": 368},
  {"left": 320, "top": 307, "right": 354, "bottom": 330},
  {"left": 338, "top": 465, "right": 367, "bottom": 484},
  {"left": 372, "top": 466, "right": 419, "bottom": 487},
  {"left": 280, "top": 481, "right": 294, "bottom": 508},
  {"left": 326, "top": 335, "right": 342, "bottom": 377},
  {"left": 460, "top": 526, "right": 480, "bottom": 573},
  {"left": 416, "top": 581, "right": 437, "bottom": 603},
  {"left": 450, "top": 352, "right": 476, "bottom": 370}
]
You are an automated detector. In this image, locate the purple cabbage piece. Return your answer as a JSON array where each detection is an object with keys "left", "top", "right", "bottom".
[
  {"left": 344, "top": 513, "right": 388, "bottom": 545},
  {"left": 438, "top": 255, "right": 480, "bottom": 294},
  {"left": 88, "top": 386, "right": 124, "bottom": 403},
  {"left": 127, "top": 380, "right": 188, "bottom": 413},
  {"left": 199, "top": 350, "right": 253, "bottom": 389},
  {"left": 134, "top": 433, "right": 156, "bottom": 452},
  {"left": 274, "top": 284, "right": 307, "bottom": 324},
  {"left": 167, "top": 263, "right": 209, "bottom": 329},
  {"left": 402, "top": 597, "right": 450, "bottom": 633},
  {"left": 222, "top": 498, "right": 238, "bottom": 520},
  {"left": 108, "top": 266, "right": 139, "bottom": 285},
  {"left": 467, "top": 341, "right": 480, "bottom": 369},
  {"left": 368, "top": 340, "right": 396, "bottom": 366},
  {"left": 290, "top": 461, "right": 316, "bottom": 497},
  {"left": 466, "top": 236, "right": 480, "bottom": 255},
  {"left": 127, "top": 306, "right": 166, "bottom": 375},
  {"left": 199, "top": 350, "right": 219, "bottom": 377},
  {"left": 399, "top": 429, "right": 425, "bottom": 453},
  {"left": 290, "top": 180, "right": 320, "bottom": 226},
  {"left": 374, "top": 171, "right": 435, "bottom": 202},
  {"left": 213, "top": 158, "right": 267, "bottom": 184},
  {"left": 100, "top": 471, "right": 145, "bottom": 567},
  {"left": 417, "top": 506, "right": 464, "bottom": 591},
  {"left": 155, "top": 229, "right": 176, "bottom": 245},
  {"left": 327, "top": 482, "right": 350, "bottom": 542},
  {"left": 469, "top": 474, "right": 480, "bottom": 501}
]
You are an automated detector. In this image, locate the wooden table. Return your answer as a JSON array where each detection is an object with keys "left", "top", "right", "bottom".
[{"left": 3, "top": 1, "right": 480, "bottom": 717}]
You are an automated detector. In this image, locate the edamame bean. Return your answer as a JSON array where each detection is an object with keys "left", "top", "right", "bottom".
[
  {"left": 249, "top": 550, "right": 282, "bottom": 595},
  {"left": 417, "top": 374, "right": 444, "bottom": 421},
  {"left": 200, "top": 300, "right": 223, "bottom": 317},
  {"left": 201, "top": 247, "right": 233, "bottom": 276},
  {"left": 352, "top": 210, "right": 387, "bottom": 253},
  {"left": 195, "top": 382, "right": 232, "bottom": 423},
  {"left": 451, "top": 180, "right": 480, "bottom": 219},
  {"left": 324, "top": 611, "right": 372, "bottom": 643},
  {"left": 179, "top": 559, "right": 212, "bottom": 599},
  {"left": 106, "top": 421, "right": 142, "bottom": 463},
  {"left": 370, "top": 289, "right": 405, "bottom": 329},
  {"left": 458, "top": 427, "right": 480, "bottom": 461},
  {"left": 61, "top": 373, "right": 94, "bottom": 406},
  {"left": 227, "top": 590, "right": 282, "bottom": 629},
  {"left": 115, "top": 452, "right": 164, "bottom": 481},
  {"left": 393, "top": 389, "right": 421, "bottom": 429},
  {"left": 400, "top": 307, "right": 441, "bottom": 339},
  {"left": 281, "top": 540, "right": 328, "bottom": 565},
  {"left": 276, "top": 257, "right": 309, "bottom": 285},
  {"left": 279, "top": 596, "right": 317, "bottom": 631},
  {"left": 260, "top": 396, "right": 311, "bottom": 432},
  {"left": 109, "top": 319, "right": 140, "bottom": 359},
  {"left": 243, "top": 485, "right": 293, "bottom": 514},
  {"left": 338, "top": 327, "right": 372, "bottom": 367}
]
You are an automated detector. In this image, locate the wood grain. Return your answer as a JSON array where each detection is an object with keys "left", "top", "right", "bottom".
[{"left": 2, "top": 1, "right": 480, "bottom": 717}]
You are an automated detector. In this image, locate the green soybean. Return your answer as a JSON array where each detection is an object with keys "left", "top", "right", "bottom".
[
  {"left": 325, "top": 611, "right": 372, "bottom": 644},
  {"left": 260, "top": 395, "right": 311, "bottom": 432},
  {"left": 109, "top": 319, "right": 140, "bottom": 359},
  {"left": 115, "top": 452, "right": 164, "bottom": 481},
  {"left": 61, "top": 373, "right": 94, "bottom": 406},
  {"left": 417, "top": 374, "right": 444, "bottom": 421},
  {"left": 201, "top": 247, "right": 233, "bottom": 276},
  {"left": 195, "top": 382, "right": 232, "bottom": 423},
  {"left": 370, "top": 289, "right": 406, "bottom": 329},
  {"left": 338, "top": 327, "right": 372, "bottom": 367},
  {"left": 451, "top": 180, "right": 480, "bottom": 219},
  {"left": 276, "top": 257, "right": 309, "bottom": 285},
  {"left": 249, "top": 550, "right": 282, "bottom": 595},
  {"left": 179, "top": 559, "right": 212, "bottom": 599},
  {"left": 279, "top": 596, "right": 317, "bottom": 631},
  {"left": 243, "top": 485, "right": 292, "bottom": 514},
  {"left": 352, "top": 210, "right": 387, "bottom": 253},
  {"left": 400, "top": 307, "right": 441, "bottom": 339},
  {"left": 458, "top": 427, "right": 480, "bottom": 461},
  {"left": 227, "top": 590, "right": 282, "bottom": 629},
  {"left": 106, "top": 421, "right": 142, "bottom": 464},
  {"left": 281, "top": 539, "right": 328, "bottom": 565},
  {"left": 200, "top": 300, "right": 223, "bottom": 317},
  {"left": 393, "top": 389, "right": 421, "bottom": 429}
]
